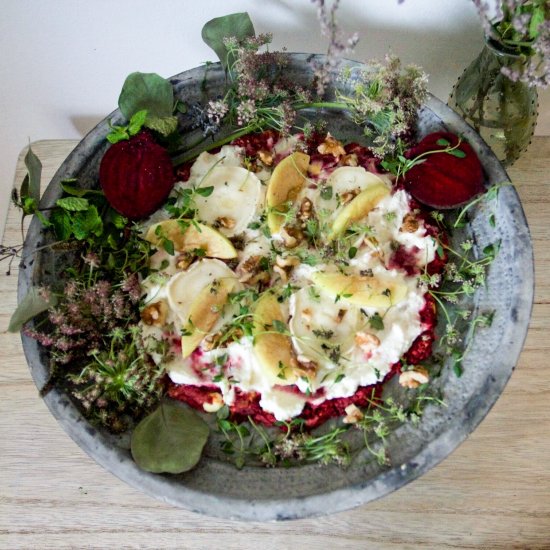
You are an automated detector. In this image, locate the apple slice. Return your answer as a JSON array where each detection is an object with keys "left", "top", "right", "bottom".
[
  {"left": 253, "top": 292, "right": 298, "bottom": 385},
  {"left": 179, "top": 277, "right": 239, "bottom": 358},
  {"left": 266, "top": 152, "right": 310, "bottom": 234},
  {"left": 166, "top": 259, "right": 239, "bottom": 322},
  {"left": 311, "top": 271, "right": 407, "bottom": 308},
  {"left": 145, "top": 220, "right": 237, "bottom": 259},
  {"left": 329, "top": 181, "right": 390, "bottom": 239}
]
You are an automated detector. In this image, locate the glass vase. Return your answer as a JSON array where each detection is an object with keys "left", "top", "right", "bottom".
[{"left": 448, "top": 38, "right": 538, "bottom": 166}]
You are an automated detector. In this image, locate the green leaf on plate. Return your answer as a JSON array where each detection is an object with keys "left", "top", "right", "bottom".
[
  {"left": 131, "top": 400, "right": 209, "bottom": 474},
  {"left": 118, "top": 72, "right": 174, "bottom": 124},
  {"left": 61, "top": 182, "right": 104, "bottom": 197},
  {"left": 72, "top": 205, "right": 103, "bottom": 240},
  {"left": 24, "top": 145, "right": 42, "bottom": 204},
  {"left": 8, "top": 286, "right": 58, "bottom": 333},
  {"left": 202, "top": 12, "right": 255, "bottom": 71},
  {"left": 144, "top": 114, "right": 179, "bottom": 137},
  {"left": 128, "top": 109, "right": 148, "bottom": 136},
  {"left": 529, "top": 6, "right": 545, "bottom": 40},
  {"left": 56, "top": 197, "right": 90, "bottom": 212}
]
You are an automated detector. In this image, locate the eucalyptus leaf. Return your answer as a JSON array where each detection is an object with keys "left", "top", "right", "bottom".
[
  {"left": 118, "top": 72, "right": 174, "bottom": 123},
  {"left": 8, "top": 287, "right": 58, "bottom": 333},
  {"left": 24, "top": 146, "right": 42, "bottom": 203},
  {"left": 131, "top": 400, "right": 209, "bottom": 474},
  {"left": 202, "top": 12, "right": 255, "bottom": 71}
]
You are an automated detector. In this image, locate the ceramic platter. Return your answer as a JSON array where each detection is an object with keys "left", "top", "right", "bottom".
[{"left": 18, "top": 55, "right": 533, "bottom": 520}]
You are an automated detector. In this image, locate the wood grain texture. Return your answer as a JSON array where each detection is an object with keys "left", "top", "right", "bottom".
[{"left": 1, "top": 139, "right": 549, "bottom": 550}]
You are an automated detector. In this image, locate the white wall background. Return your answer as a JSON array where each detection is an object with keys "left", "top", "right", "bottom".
[{"left": 1, "top": 0, "right": 549, "bottom": 236}]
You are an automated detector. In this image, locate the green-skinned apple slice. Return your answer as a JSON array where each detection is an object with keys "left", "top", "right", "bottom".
[
  {"left": 329, "top": 180, "right": 390, "bottom": 239},
  {"left": 311, "top": 271, "right": 407, "bottom": 308},
  {"left": 179, "top": 277, "right": 239, "bottom": 358},
  {"left": 266, "top": 152, "right": 310, "bottom": 234},
  {"left": 252, "top": 292, "right": 298, "bottom": 385},
  {"left": 145, "top": 220, "right": 237, "bottom": 259}
]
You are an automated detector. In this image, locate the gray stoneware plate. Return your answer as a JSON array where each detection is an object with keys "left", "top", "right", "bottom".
[{"left": 18, "top": 54, "right": 534, "bottom": 521}]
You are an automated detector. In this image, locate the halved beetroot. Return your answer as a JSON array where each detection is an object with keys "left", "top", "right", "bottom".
[
  {"left": 99, "top": 131, "right": 175, "bottom": 220},
  {"left": 403, "top": 132, "right": 485, "bottom": 209}
]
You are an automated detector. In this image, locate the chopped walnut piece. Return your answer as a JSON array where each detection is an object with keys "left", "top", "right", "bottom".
[
  {"left": 317, "top": 133, "right": 346, "bottom": 158},
  {"left": 340, "top": 153, "right": 358, "bottom": 167},
  {"left": 216, "top": 216, "right": 236, "bottom": 229},
  {"left": 335, "top": 309, "right": 347, "bottom": 323},
  {"left": 141, "top": 300, "right": 168, "bottom": 327},
  {"left": 273, "top": 264, "right": 288, "bottom": 282},
  {"left": 203, "top": 392, "right": 224, "bottom": 413},
  {"left": 291, "top": 355, "right": 318, "bottom": 379},
  {"left": 341, "top": 189, "right": 360, "bottom": 204},
  {"left": 176, "top": 252, "right": 194, "bottom": 270},
  {"left": 301, "top": 307, "right": 313, "bottom": 324},
  {"left": 399, "top": 367, "right": 430, "bottom": 389},
  {"left": 308, "top": 161, "right": 323, "bottom": 176},
  {"left": 280, "top": 226, "right": 303, "bottom": 249},
  {"left": 298, "top": 197, "right": 314, "bottom": 225},
  {"left": 238, "top": 255, "right": 271, "bottom": 284},
  {"left": 400, "top": 212, "right": 420, "bottom": 233},
  {"left": 275, "top": 255, "right": 300, "bottom": 268},
  {"left": 202, "top": 331, "right": 222, "bottom": 351},
  {"left": 343, "top": 404, "right": 364, "bottom": 424},
  {"left": 257, "top": 149, "right": 274, "bottom": 166},
  {"left": 355, "top": 331, "right": 381, "bottom": 352}
]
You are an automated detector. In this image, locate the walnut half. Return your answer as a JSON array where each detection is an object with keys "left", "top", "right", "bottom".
[
  {"left": 399, "top": 367, "right": 430, "bottom": 389},
  {"left": 141, "top": 300, "right": 168, "bottom": 327}
]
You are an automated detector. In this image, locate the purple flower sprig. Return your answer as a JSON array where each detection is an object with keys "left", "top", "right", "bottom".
[{"left": 310, "top": 0, "right": 359, "bottom": 96}]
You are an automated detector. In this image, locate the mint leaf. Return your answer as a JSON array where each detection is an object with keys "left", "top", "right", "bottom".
[
  {"left": 131, "top": 400, "right": 209, "bottom": 474},
  {"left": 448, "top": 149, "right": 466, "bottom": 158},
  {"left": 50, "top": 209, "right": 72, "bottom": 240},
  {"left": 202, "top": 12, "right": 255, "bottom": 71},
  {"left": 56, "top": 197, "right": 90, "bottom": 212},
  {"left": 436, "top": 138, "right": 450, "bottom": 147},
  {"left": 106, "top": 125, "right": 129, "bottom": 144},
  {"left": 368, "top": 312, "right": 384, "bottom": 330},
  {"left": 320, "top": 185, "right": 333, "bottom": 200},
  {"left": 128, "top": 109, "right": 148, "bottom": 136},
  {"left": 8, "top": 287, "right": 58, "bottom": 333},
  {"left": 195, "top": 186, "right": 214, "bottom": 197},
  {"left": 72, "top": 205, "right": 103, "bottom": 240},
  {"left": 118, "top": 72, "right": 174, "bottom": 124},
  {"left": 144, "top": 114, "right": 178, "bottom": 136}
]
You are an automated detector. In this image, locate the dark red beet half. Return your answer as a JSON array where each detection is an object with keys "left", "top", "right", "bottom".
[
  {"left": 99, "top": 131, "right": 175, "bottom": 220},
  {"left": 403, "top": 132, "right": 485, "bottom": 209}
]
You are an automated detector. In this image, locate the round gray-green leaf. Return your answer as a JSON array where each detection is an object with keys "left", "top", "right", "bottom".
[
  {"left": 131, "top": 400, "right": 209, "bottom": 474},
  {"left": 118, "top": 72, "right": 174, "bottom": 121}
]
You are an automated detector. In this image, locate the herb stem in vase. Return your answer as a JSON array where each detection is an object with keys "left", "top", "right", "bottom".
[{"left": 448, "top": 37, "right": 539, "bottom": 166}]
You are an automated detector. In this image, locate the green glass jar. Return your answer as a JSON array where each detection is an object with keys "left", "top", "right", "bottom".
[{"left": 448, "top": 37, "right": 538, "bottom": 166}]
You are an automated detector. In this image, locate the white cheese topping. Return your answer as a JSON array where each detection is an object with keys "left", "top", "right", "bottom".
[{"left": 139, "top": 142, "right": 438, "bottom": 422}]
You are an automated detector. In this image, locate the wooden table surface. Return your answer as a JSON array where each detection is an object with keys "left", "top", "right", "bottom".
[{"left": 1, "top": 139, "right": 549, "bottom": 550}]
